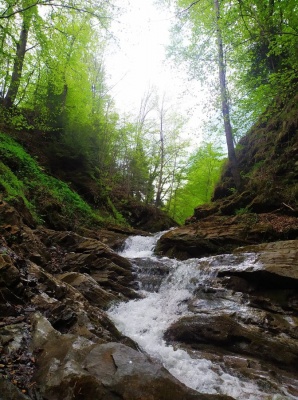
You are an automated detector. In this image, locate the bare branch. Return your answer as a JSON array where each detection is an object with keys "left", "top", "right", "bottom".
[
  {"left": 1, "top": 2, "right": 39, "bottom": 19},
  {"left": 0, "top": 1, "right": 111, "bottom": 20},
  {"left": 282, "top": 202, "right": 295, "bottom": 211},
  {"left": 25, "top": 44, "right": 38, "bottom": 52},
  {"left": 177, "top": 0, "right": 201, "bottom": 16}
]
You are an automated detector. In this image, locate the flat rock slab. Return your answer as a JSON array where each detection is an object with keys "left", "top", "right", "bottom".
[{"left": 234, "top": 239, "right": 298, "bottom": 280}]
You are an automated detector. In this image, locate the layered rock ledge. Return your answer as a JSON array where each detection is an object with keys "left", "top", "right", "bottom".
[{"left": 156, "top": 212, "right": 298, "bottom": 260}]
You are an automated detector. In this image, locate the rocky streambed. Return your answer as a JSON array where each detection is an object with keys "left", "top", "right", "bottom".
[
  {"left": 0, "top": 200, "right": 230, "bottom": 400},
  {"left": 0, "top": 198, "right": 298, "bottom": 399}
]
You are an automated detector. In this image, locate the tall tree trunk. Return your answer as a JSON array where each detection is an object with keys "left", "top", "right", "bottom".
[
  {"left": 155, "top": 116, "right": 165, "bottom": 207},
  {"left": 155, "top": 96, "right": 167, "bottom": 207},
  {"left": 213, "top": 0, "right": 241, "bottom": 189},
  {"left": 3, "top": 10, "right": 33, "bottom": 108}
]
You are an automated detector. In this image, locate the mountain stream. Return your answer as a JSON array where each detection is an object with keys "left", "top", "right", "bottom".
[{"left": 108, "top": 233, "right": 298, "bottom": 400}]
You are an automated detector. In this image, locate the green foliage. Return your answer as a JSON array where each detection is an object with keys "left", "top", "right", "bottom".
[
  {"left": 9, "top": 113, "right": 33, "bottom": 131},
  {"left": 0, "top": 0, "right": 191, "bottom": 217},
  {"left": 167, "top": 142, "right": 224, "bottom": 223},
  {"left": 0, "top": 107, "right": 34, "bottom": 131},
  {"left": 106, "top": 197, "right": 128, "bottom": 226},
  {"left": 0, "top": 132, "right": 106, "bottom": 227},
  {"left": 0, "top": 161, "right": 37, "bottom": 218}
]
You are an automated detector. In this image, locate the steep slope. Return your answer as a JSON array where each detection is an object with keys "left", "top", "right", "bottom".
[{"left": 213, "top": 93, "right": 298, "bottom": 213}]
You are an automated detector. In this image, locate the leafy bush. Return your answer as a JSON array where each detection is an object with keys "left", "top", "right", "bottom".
[{"left": 235, "top": 206, "right": 251, "bottom": 216}]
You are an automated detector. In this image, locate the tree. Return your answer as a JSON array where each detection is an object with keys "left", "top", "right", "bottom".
[
  {"left": 1, "top": 1, "right": 36, "bottom": 108},
  {"left": 213, "top": 0, "right": 240, "bottom": 188},
  {"left": 227, "top": 0, "right": 298, "bottom": 111},
  {"left": 116, "top": 89, "right": 189, "bottom": 207},
  {"left": 149, "top": 93, "right": 189, "bottom": 207},
  {"left": 163, "top": 0, "right": 241, "bottom": 188},
  {"left": 0, "top": 0, "right": 112, "bottom": 110},
  {"left": 155, "top": 93, "right": 166, "bottom": 206}
]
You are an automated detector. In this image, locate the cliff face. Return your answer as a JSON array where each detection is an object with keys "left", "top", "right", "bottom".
[{"left": 156, "top": 94, "right": 298, "bottom": 259}]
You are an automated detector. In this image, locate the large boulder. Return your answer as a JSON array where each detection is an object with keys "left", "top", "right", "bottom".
[
  {"left": 31, "top": 314, "right": 233, "bottom": 400},
  {"left": 111, "top": 197, "right": 178, "bottom": 233},
  {"left": 233, "top": 239, "right": 298, "bottom": 280},
  {"left": 57, "top": 271, "right": 118, "bottom": 309}
]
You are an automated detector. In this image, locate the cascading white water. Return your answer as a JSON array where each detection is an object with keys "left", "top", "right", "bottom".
[
  {"left": 108, "top": 233, "right": 294, "bottom": 400},
  {"left": 119, "top": 231, "right": 166, "bottom": 258}
]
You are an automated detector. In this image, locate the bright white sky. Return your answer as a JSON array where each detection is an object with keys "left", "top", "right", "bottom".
[{"left": 104, "top": 0, "right": 206, "bottom": 144}]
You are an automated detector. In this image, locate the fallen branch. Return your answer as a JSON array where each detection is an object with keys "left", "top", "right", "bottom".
[{"left": 282, "top": 202, "right": 295, "bottom": 211}]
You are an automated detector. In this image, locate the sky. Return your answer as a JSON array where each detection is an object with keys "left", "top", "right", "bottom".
[{"left": 104, "top": 0, "right": 206, "bottom": 144}]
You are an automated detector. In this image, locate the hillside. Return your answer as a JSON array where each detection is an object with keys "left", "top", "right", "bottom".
[{"left": 0, "top": 129, "right": 176, "bottom": 234}]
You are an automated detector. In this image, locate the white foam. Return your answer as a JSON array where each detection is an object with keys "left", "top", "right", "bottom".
[{"left": 119, "top": 232, "right": 165, "bottom": 258}]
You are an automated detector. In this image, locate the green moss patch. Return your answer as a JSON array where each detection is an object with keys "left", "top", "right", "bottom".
[{"left": 0, "top": 132, "right": 105, "bottom": 229}]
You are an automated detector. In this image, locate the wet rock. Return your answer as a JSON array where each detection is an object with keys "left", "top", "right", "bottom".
[
  {"left": 134, "top": 259, "right": 171, "bottom": 292},
  {"left": 165, "top": 313, "right": 298, "bottom": 368},
  {"left": 155, "top": 217, "right": 255, "bottom": 259},
  {"left": 187, "top": 347, "right": 298, "bottom": 398},
  {"left": 164, "top": 239, "right": 298, "bottom": 387},
  {"left": 218, "top": 240, "right": 298, "bottom": 314},
  {"left": 0, "top": 317, "right": 35, "bottom": 397},
  {"left": 0, "top": 250, "right": 26, "bottom": 316},
  {"left": 58, "top": 272, "right": 118, "bottom": 309},
  {"left": 0, "top": 200, "right": 49, "bottom": 265},
  {"left": 82, "top": 342, "right": 233, "bottom": 400},
  {"left": 28, "top": 263, "right": 123, "bottom": 341},
  {"left": 79, "top": 226, "right": 146, "bottom": 250},
  {"left": 35, "top": 228, "right": 137, "bottom": 300},
  {"left": 0, "top": 254, "right": 20, "bottom": 286},
  {"left": 0, "top": 322, "right": 27, "bottom": 353},
  {"left": 0, "top": 200, "right": 23, "bottom": 228},
  {"left": 31, "top": 314, "right": 232, "bottom": 400},
  {"left": 0, "top": 201, "right": 137, "bottom": 305},
  {"left": 234, "top": 239, "right": 298, "bottom": 280}
]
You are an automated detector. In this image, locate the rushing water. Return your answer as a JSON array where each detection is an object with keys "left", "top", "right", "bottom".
[{"left": 108, "top": 233, "right": 296, "bottom": 400}]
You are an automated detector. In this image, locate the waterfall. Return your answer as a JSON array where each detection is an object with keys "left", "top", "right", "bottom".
[{"left": 108, "top": 233, "right": 296, "bottom": 400}]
